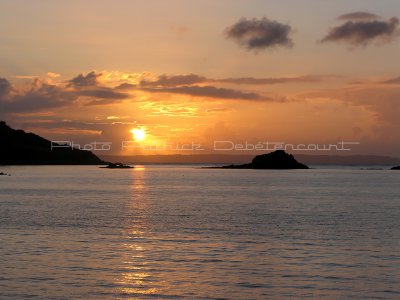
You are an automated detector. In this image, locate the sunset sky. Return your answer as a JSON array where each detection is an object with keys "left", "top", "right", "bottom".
[{"left": 1, "top": 0, "right": 400, "bottom": 156}]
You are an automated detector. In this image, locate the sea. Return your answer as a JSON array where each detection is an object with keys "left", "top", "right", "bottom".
[{"left": 0, "top": 165, "right": 399, "bottom": 299}]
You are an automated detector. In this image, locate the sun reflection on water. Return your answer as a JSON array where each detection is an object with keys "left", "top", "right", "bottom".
[{"left": 115, "top": 166, "right": 159, "bottom": 297}]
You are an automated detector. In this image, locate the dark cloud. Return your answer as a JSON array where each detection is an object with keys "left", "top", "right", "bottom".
[
  {"left": 79, "top": 88, "right": 129, "bottom": 100},
  {"left": 67, "top": 71, "right": 130, "bottom": 103},
  {"left": 338, "top": 12, "right": 380, "bottom": 21},
  {"left": 143, "top": 85, "right": 267, "bottom": 101},
  {"left": 0, "top": 78, "right": 12, "bottom": 98},
  {"left": 68, "top": 71, "right": 100, "bottom": 87},
  {"left": 321, "top": 17, "right": 399, "bottom": 46},
  {"left": 225, "top": 17, "right": 294, "bottom": 50},
  {"left": 119, "top": 73, "right": 335, "bottom": 100},
  {"left": 381, "top": 76, "right": 400, "bottom": 84},
  {"left": 0, "top": 74, "right": 130, "bottom": 113},
  {"left": 140, "top": 74, "right": 207, "bottom": 87},
  {"left": 0, "top": 79, "right": 77, "bottom": 113}
]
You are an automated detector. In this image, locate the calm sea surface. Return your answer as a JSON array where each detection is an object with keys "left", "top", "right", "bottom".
[{"left": 0, "top": 165, "right": 399, "bottom": 299}]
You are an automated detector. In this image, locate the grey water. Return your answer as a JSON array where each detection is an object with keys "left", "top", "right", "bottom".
[{"left": 0, "top": 165, "right": 399, "bottom": 299}]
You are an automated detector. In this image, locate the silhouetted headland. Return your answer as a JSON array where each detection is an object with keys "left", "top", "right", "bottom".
[
  {"left": 100, "top": 163, "right": 134, "bottom": 169},
  {"left": 211, "top": 150, "right": 309, "bottom": 169},
  {"left": 391, "top": 165, "right": 400, "bottom": 170},
  {"left": 0, "top": 121, "right": 106, "bottom": 165}
]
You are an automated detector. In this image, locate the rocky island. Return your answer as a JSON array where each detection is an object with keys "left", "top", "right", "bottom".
[
  {"left": 0, "top": 121, "right": 106, "bottom": 165},
  {"left": 216, "top": 150, "right": 309, "bottom": 169}
]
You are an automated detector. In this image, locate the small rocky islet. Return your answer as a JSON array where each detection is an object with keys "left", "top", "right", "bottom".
[
  {"left": 213, "top": 150, "right": 309, "bottom": 169},
  {"left": 100, "top": 163, "right": 134, "bottom": 169}
]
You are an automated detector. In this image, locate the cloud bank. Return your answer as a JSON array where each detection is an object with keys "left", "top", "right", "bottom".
[
  {"left": 0, "top": 70, "right": 340, "bottom": 115},
  {"left": 0, "top": 72, "right": 130, "bottom": 113},
  {"left": 142, "top": 85, "right": 265, "bottom": 101}
]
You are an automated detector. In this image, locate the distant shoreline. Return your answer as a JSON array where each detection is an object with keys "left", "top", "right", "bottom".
[
  {"left": 1, "top": 163, "right": 397, "bottom": 170},
  {"left": 98, "top": 154, "right": 400, "bottom": 166}
]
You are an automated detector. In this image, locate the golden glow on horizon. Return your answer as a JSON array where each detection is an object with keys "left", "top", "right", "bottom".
[{"left": 130, "top": 128, "right": 146, "bottom": 141}]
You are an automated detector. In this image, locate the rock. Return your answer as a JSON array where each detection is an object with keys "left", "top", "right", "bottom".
[
  {"left": 391, "top": 166, "right": 400, "bottom": 170},
  {"left": 100, "top": 163, "right": 134, "bottom": 169},
  {"left": 218, "top": 150, "right": 309, "bottom": 169}
]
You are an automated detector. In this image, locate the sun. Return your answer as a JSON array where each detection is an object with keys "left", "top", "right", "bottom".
[{"left": 130, "top": 128, "right": 146, "bottom": 141}]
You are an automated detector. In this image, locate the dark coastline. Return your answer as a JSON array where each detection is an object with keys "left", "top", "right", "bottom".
[{"left": 0, "top": 121, "right": 107, "bottom": 166}]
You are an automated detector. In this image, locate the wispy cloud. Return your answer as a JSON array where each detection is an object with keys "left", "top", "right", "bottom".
[
  {"left": 170, "top": 24, "right": 189, "bottom": 35},
  {"left": 300, "top": 84, "right": 400, "bottom": 142},
  {"left": 140, "top": 73, "right": 332, "bottom": 87},
  {"left": 225, "top": 17, "right": 294, "bottom": 51},
  {"left": 140, "top": 74, "right": 206, "bottom": 87},
  {"left": 142, "top": 85, "right": 266, "bottom": 101},
  {"left": 380, "top": 76, "right": 400, "bottom": 84},
  {"left": 135, "top": 73, "right": 267, "bottom": 100},
  {"left": 337, "top": 12, "right": 380, "bottom": 21},
  {"left": 15, "top": 75, "right": 39, "bottom": 79},
  {"left": 215, "top": 75, "right": 336, "bottom": 85}
]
